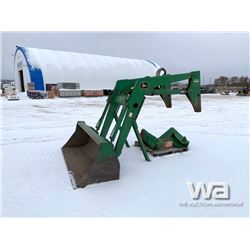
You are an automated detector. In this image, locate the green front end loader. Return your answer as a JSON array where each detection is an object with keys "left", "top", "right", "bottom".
[{"left": 62, "top": 70, "right": 201, "bottom": 188}]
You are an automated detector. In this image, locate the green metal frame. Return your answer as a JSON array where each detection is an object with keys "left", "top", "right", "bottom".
[
  {"left": 95, "top": 71, "right": 201, "bottom": 161},
  {"left": 141, "top": 127, "right": 189, "bottom": 150}
]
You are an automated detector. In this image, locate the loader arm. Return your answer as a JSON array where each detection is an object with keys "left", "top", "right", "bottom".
[{"left": 96, "top": 71, "right": 201, "bottom": 158}]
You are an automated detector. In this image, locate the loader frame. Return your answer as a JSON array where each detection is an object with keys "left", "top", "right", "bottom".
[
  {"left": 62, "top": 70, "right": 201, "bottom": 188},
  {"left": 95, "top": 71, "right": 201, "bottom": 161}
]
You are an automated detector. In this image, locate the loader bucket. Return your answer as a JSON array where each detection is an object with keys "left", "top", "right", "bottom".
[{"left": 62, "top": 121, "right": 120, "bottom": 189}]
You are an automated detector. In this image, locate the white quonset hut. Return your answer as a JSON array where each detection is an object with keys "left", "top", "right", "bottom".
[{"left": 14, "top": 46, "right": 160, "bottom": 92}]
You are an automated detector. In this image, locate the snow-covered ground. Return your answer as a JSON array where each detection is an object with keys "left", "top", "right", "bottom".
[{"left": 1, "top": 93, "right": 249, "bottom": 217}]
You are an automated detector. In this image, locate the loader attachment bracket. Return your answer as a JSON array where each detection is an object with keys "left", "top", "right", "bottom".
[
  {"left": 135, "top": 127, "right": 189, "bottom": 156},
  {"left": 185, "top": 71, "right": 201, "bottom": 112}
]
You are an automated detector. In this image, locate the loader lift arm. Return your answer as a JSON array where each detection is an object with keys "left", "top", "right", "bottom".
[
  {"left": 95, "top": 71, "right": 201, "bottom": 160},
  {"left": 62, "top": 71, "right": 201, "bottom": 188}
]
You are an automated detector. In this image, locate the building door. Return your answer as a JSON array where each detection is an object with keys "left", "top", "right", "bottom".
[{"left": 19, "top": 70, "right": 25, "bottom": 92}]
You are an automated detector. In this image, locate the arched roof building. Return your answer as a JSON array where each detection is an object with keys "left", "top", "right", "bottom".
[{"left": 14, "top": 46, "right": 160, "bottom": 92}]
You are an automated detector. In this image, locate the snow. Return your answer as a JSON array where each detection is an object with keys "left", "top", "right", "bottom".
[{"left": 1, "top": 93, "right": 249, "bottom": 217}]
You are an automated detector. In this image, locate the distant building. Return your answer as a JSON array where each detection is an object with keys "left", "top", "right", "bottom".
[{"left": 14, "top": 46, "right": 160, "bottom": 92}]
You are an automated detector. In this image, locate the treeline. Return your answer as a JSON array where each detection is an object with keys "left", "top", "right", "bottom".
[{"left": 214, "top": 76, "right": 250, "bottom": 86}]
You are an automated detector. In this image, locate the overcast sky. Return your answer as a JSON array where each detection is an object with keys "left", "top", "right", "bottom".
[{"left": 1, "top": 32, "right": 249, "bottom": 83}]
